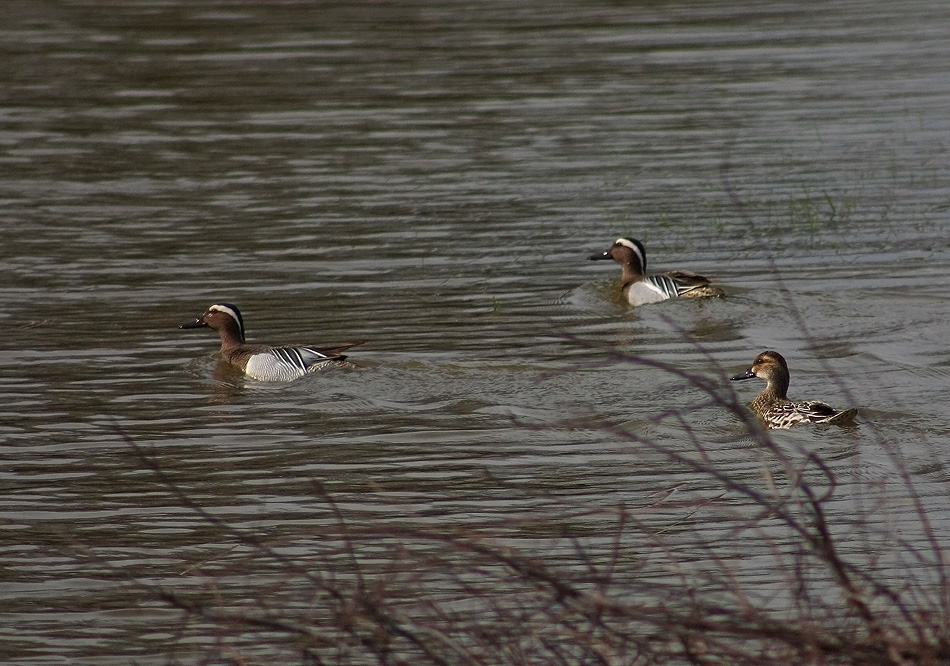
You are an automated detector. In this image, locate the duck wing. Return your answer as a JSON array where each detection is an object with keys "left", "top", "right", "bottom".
[
  {"left": 662, "top": 270, "right": 714, "bottom": 286},
  {"left": 820, "top": 406, "right": 858, "bottom": 425},
  {"left": 300, "top": 340, "right": 366, "bottom": 358},
  {"left": 646, "top": 271, "right": 715, "bottom": 298},
  {"left": 271, "top": 340, "right": 365, "bottom": 369},
  {"left": 241, "top": 341, "right": 364, "bottom": 380},
  {"left": 763, "top": 401, "right": 854, "bottom": 429}
]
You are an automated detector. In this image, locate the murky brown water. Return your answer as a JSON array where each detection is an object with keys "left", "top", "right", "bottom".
[{"left": 2, "top": 0, "right": 950, "bottom": 663}]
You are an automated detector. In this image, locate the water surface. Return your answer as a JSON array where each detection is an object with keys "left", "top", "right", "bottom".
[{"left": 2, "top": 1, "right": 950, "bottom": 663}]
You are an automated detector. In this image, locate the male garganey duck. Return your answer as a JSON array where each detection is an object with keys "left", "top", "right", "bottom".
[
  {"left": 589, "top": 237, "right": 724, "bottom": 306},
  {"left": 179, "top": 303, "right": 363, "bottom": 381},
  {"left": 730, "top": 350, "right": 857, "bottom": 429}
]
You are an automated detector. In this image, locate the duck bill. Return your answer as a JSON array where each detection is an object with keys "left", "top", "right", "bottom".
[
  {"left": 730, "top": 369, "right": 756, "bottom": 381},
  {"left": 178, "top": 317, "right": 208, "bottom": 330},
  {"left": 589, "top": 251, "right": 611, "bottom": 261}
]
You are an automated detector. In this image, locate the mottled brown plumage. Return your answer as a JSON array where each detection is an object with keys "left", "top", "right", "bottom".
[{"left": 731, "top": 351, "right": 857, "bottom": 429}]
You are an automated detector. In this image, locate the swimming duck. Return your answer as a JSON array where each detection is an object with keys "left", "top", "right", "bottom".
[
  {"left": 589, "top": 237, "right": 724, "bottom": 305},
  {"left": 179, "top": 303, "right": 363, "bottom": 381},
  {"left": 730, "top": 350, "right": 857, "bottom": 429}
]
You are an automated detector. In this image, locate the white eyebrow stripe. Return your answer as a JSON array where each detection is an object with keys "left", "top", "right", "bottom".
[
  {"left": 209, "top": 304, "right": 244, "bottom": 337},
  {"left": 615, "top": 238, "right": 647, "bottom": 273}
]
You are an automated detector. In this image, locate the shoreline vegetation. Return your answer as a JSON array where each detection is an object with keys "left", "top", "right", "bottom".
[
  {"left": 107, "top": 181, "right": 948, "bottom": 665},
  {"left": 114, "top": 336, "right": 948, "bottom": 666}
]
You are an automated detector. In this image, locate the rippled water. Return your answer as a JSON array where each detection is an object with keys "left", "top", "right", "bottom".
[{"left": 2, "top": 0, "right": 950, "bottom": 663}]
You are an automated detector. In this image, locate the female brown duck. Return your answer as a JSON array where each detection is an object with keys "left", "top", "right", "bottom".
[{"left": 731, "top": 351, "right": 857, "bottom": 429}]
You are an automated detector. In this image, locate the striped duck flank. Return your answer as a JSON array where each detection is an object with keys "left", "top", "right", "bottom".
[
  {"left": 730, "top": 350, "right": 858, "bottom": 429},
  {"left": 179, "top": 303, "right": 364, "bottom": 381},
  {"left": 589, "top": 237, "right": 724, "bottom": 306}
]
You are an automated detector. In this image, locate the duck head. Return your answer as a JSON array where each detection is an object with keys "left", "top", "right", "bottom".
[
  {"left": 730, "top": 350, "right": 789, "bottom": 383},
  {"left": 179, "top": 302, "right": 246, "bottom": 342},
  {"left": 589, "top": 237, "right": 647, "bottom": 273}
]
